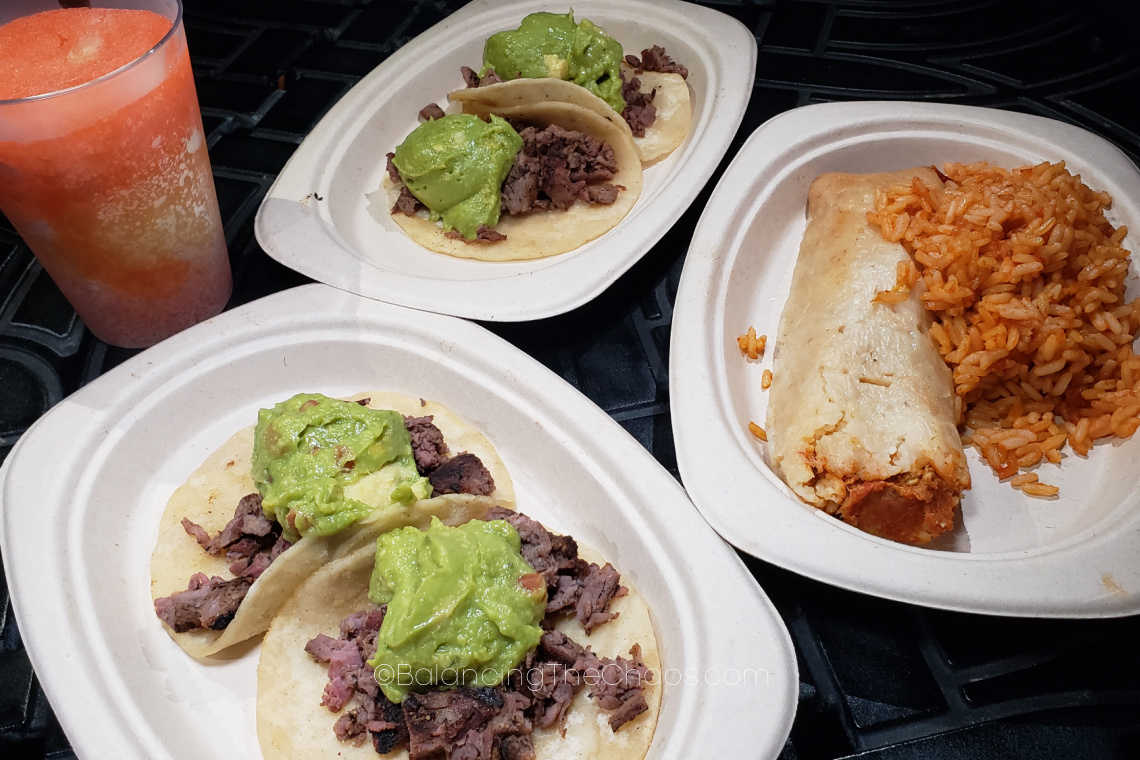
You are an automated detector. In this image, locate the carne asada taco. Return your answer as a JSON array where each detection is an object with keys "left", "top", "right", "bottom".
[
  {"left": 151, "top": 392, "right": 513, "bottom": 658},
  {"left": 379, "top": 98, "right": 642, "bottom": 262},
  {"left": 258, "top": 501, "right": 660, "bottom": 760},
  {"left": 455, "top": 11, "right": 692, "bottom": 165}
]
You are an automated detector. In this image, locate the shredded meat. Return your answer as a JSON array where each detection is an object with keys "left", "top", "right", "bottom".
[
  {"left": 500, "top": 124, "right": 620, "bottom": 215},
  {"left": 624, "top": 45, "right": 688, "bottom": 78}
]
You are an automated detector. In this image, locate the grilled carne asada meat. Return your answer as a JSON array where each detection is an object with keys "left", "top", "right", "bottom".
[
  {"left": 307, "top": 507, "right": 652, "bottom": 756},
  {"left": 155, "top": 493, "right": 291, "bottom": 632}
]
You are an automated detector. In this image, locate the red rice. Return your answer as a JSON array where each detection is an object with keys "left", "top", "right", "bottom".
[{"left": 869, "top": 161, "right": 1138, "bottom": 492}]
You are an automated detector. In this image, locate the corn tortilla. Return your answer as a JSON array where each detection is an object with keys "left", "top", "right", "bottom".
[
  {"left": 150, "top": 392, "right": 514, "bottom": 657},
  {"left": 451, "top": 69, "right": 691, "bottom": 165},
  {"left": 257, "top": 508, "right": 661, "bottom": 760},
  {"left": 377, "top": 99, "right": 641, "bottom": 262}
]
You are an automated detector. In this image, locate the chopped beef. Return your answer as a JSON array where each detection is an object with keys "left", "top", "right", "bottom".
[
  {"left": 620, "top": 72, "right": 657, "bottom": 138},
  {"left": 499, "top": 734, "right": 537, "bottom": 760},
  {"left": 485, "top": 507, "right": 626, "bottom": 630},
  {"left": 574, "top": 644, "right": 653, "bottom": 730},
  {"left": 538, "top": 629, "right": 587, "bottom": 665},
  {"left": 500, "top": 152, "right": 541, "bottom": 215},
  {"left": 429, "top": 452, "right": 496, "bottom": 495},
  {"left": 461, "top": 65, "right": 505, "bottom": 88},
  {"left": 392, "top": 185, "right": 425, "bottom": 217},
  {"left": 576, "top": 561, "right": 624, "bottom": 633},
  {"left": 309, "top": 511, "right": 652, "bottom": 755},
  {"left": 524, "top": 659, "right": 578, "bottom": 730},
  {"left": 402, "top": 415, "right": 498, "bottom": 494},
  {"left": 313, "top": 610, "right": 534, "bottom": 758},
  {"left": 585, "top": 183, "right": 620, "bottom": 205},
  {"left": 625, "top": 45, "right": 689, "bottom": 79},
  {"left": 419, "top": 103, "right": 446, "bottom": 121},
  {"left": 179, "top": 492, "right": 290, "bottom": 579},
  {"left": 499, "top": 124, "right": 621, "bottom": 215},
  {"left": 386, "top": 153, "right": 427, "bottom": 217},
  {"left": 518, "top": 630, "right": 652, "bottom": 732},
  {"left": 444, "top": 225, "right": 508, "bottom": 242},
  {"left": 404, "top": 686, "right": 532, "bottom": 760},
  {"left": 305, "top": 607, "right": 388, "bottom": 714},
  {"left": 404, "top": 415, "right": 450, "bottom": 474},
  {"left": 155, "top": 493, "right": 292, "bottom": 633},
  {"left": 307, "top": 607, "right": 408, "bottom": 750},
  {"left": 385, "top": 152, "right": 401, "bottom": 184},
  {"left": 153, "top": 573, "right": 253, "bottom": 632}
]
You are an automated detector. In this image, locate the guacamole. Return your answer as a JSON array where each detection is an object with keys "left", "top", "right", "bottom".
[
  {"left": 482, "top": 11, "right": 625, "bottom": 113},
  {"left": 251, "top": 393, "right": 431, "bottom": 541},
  {"left": 367, "top": 517, "right": 547, "bottom": 703},
  {"left": 391, "top": 113, "right": 522, "bottom": 241}
]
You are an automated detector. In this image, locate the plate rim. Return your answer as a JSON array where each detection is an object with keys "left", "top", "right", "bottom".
[
  {"left": 671, "top": 100, "right": 1140, "bottom": 618},
  {"left": 1, "top": 283, "right": 798, "bottom": 759},
  {"left": 253, "top": 0, "right": 757, "bottom": 321}
]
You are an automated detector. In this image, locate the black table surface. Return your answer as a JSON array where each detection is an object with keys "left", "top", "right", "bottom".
[{"left": 3, "top": 1, "right": 1140, "bottom": 758}]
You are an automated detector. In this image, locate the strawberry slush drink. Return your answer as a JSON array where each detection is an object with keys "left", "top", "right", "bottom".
[{"left": 0, "top": 6, "right": 231, "bottom": 347}]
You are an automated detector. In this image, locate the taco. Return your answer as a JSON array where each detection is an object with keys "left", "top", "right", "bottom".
[
  {"left": 258, "top": 500, "right": 660, "bottom": 760},
  {"left": 454, "top": 11, "right": 692, "bottom": 165},
  {"left": 377, "top": 97, "right": 642, "bottom": 262},
  {"left": 150, "top": 391, "right": 513, "bottom": 657}
]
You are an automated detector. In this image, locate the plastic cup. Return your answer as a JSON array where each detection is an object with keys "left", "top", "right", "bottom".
[{"left": 0, "top": 0, "right": 231, "bottom": 348}]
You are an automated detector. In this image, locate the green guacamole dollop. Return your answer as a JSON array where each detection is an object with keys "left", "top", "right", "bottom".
[
  {"left": 482, "top": 11, "right": 625, "bottom": 113},
  {"left": 392, "top": 113, "right": 522, "bottom": 241},
  {"left": 367, "top": 517, "right": 547, "bottom": 703},
  {"left": 251, "top": 393, "right": 431, "bottom": 542}
]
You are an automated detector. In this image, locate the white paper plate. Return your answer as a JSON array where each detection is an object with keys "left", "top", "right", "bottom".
[
  {"left": 0, "top": 284, "right": 796, "bottom": 759},
  {"left": 671, "top": 101, "right": 1140, "bottom": 617},
  {"left": 254, "top": 0, "right": 755, "bottom": 321}
]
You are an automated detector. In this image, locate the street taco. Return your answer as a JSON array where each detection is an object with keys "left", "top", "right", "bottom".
[
  {"left": 258, "top": 501, "right": 660, "bottom": 760},
  {"left": 378, "top": 98, "right": 642, "bottom": 262},
  {"left": 151, "top": 391, "right": 513, "bottom": 658},
  {"left": 455, "top": 11, "right": 692, "bottom": 165}
]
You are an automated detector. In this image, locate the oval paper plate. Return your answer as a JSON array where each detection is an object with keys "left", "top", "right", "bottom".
[
  {"left": 254, "top": 0, "right": 755, "bottom": 321},
  {"left": 0, "top": 284, "right": 796, "bottom": 759},
  {"left": 671, "top": 101, "right": 1140, "bottom": 617}
]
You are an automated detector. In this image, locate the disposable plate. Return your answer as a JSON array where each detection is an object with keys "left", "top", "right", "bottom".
[
  {"left": 0, "top": 284, "right": 796, "bottom": 759},
  {"left": 671, "top": 101, "right": 1140, "bottom": 617},
  {"left": 255, "top": 0, "right": 755, "bottom": 321}
]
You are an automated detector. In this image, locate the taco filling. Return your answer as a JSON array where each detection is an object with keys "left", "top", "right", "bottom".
[
  {"left": 480, "top": 11, "right": 626, "bottom": 113},
  {"left": 301, "top": 507, "right": 652, "bottom": 758},
  {"left": 386, "top": 113, "right": 625, "bottom": 243},
  {"left": 465, "top": 11, "right": 689, "bottom": 155},
  {"left": 154, "top": 395, "right": 500, "bottom": 637}
]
